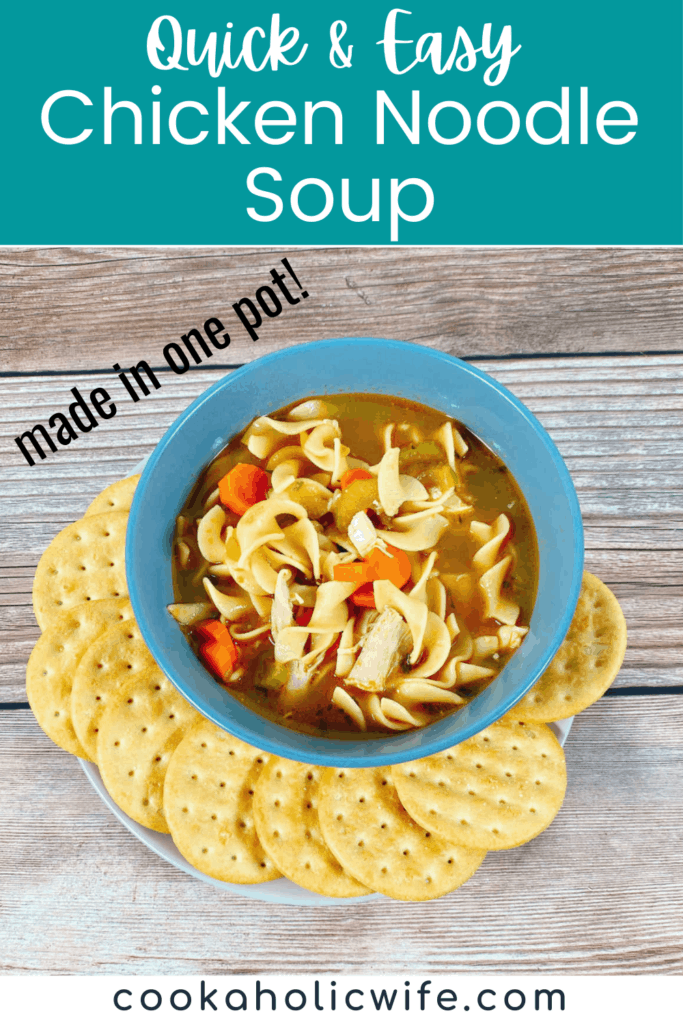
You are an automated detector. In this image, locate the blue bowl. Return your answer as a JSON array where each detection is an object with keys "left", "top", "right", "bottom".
[{"left": 127, "top": 338, "right": 583, "bottom": 767}]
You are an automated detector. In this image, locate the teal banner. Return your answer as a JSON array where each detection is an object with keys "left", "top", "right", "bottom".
[{"left": 2, "top": 1, "right": 681, "bottom": 244}]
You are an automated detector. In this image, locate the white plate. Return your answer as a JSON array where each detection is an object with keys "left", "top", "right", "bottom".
[{"left": 82, "top": 459, "right": 573, "bottom": 906}]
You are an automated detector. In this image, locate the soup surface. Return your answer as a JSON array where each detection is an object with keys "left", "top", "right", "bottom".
[{"left": 170, "top": 394, "right": 538, "bottom": 738}]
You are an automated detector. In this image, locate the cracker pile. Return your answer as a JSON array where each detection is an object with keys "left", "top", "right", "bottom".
[{"left": 27, "top": 477, "right": 627, "bottom": 901}]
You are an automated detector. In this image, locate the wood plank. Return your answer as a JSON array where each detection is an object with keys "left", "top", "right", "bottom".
[
  {"left": 0, "top": 697, "right": 680, "bottom": 974},
  {"left": 2, "top": 248, "right": 683, "bottom": 372}
]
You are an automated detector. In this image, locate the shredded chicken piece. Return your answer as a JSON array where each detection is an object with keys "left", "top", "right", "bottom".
[{"left": 347, "top": 607, "right": 412, "bottom": 692}]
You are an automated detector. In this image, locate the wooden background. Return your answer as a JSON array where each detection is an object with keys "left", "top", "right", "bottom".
[{"left": 1, "top": 246, "right": 681, "bottom": 975}]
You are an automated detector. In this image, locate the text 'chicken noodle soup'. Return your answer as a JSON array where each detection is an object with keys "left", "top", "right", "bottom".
[{"left": 168, "top": 395, "right": 538, "bottom": 739}]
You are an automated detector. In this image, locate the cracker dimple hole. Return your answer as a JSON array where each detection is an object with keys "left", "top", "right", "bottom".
[
  {"left": 274, "top": 800, "right": 280, "bottom": 807},
  {"left": 358, "top": 840, "right": 364, "bottom": 848},
  {"left": 53, "top": 711, "right": 60, "bottom": 718},
  {"left": 358, "top": 797, "right": 365, "bottom": 803},
  {"left": 276, "top": 771, "right": 282, "bottom": 778},
  {"left": 128, "top": 770, "right": 134, "bottom": 777},
  {"left": 447, "top": 859, "right": 453, "bottom": 864},
  {"left": 381, "top": 867, "right": 387, "bottom": 874},
  {"left": 238, "top": 821, "right": 246, "bottom": 829},
  {"left": 212, "top": 815, "right": 217, "bottom": 821},
  {"left": 492, "top": 827, "right": 499, "bottom": 834},
  {"left": 114, "top": 741, "right": 120, "bottom": 747},
  {"left": 305, "top": 862, "right": 311, "bottom": 870},
  {"left": 202, "top": 848, "right": 208, "bottom": 854},
  {"left": 306, "top": 772, "right": 313, "bottom": 780},
  {"left": 409, "top": 771, "right": 416, "bottom": 778},
  {"left": 530, "top": 808, "right": 536, "bottom": 814},
  {"left": 154, "top": 756, "right": 161, "bottom": 762},
  {"left": 336, "top": 814, "right": 343, "bottom": 821},
  {"left": 273, "top": 829, "right": 279, "bottom": 837},
  {"left": 460, "top": 819, "right": 468, "bottom": 825},
  {"left": 380, "top": 823, "right": 387, "bottom": 829},
  {"left": 381, "top": 779, "right": 388, "bottom": 786},
  {"left": 182, "top": 807, "right": 188, "bottom": 813},
  {"left": 191, "top": 774, "right": 197, "bottom": 780},
  {"left": 141, "top": 727, "right": 147, "bottom": 733},
  {"left": 402, "top": 849, "right": 410, "bottom": 856},
  {"left": 142, "top": 799, "right": 149, "bottom": 806},
  {"left": 219, "top": 782, "right": 225, "bottom": 788}
]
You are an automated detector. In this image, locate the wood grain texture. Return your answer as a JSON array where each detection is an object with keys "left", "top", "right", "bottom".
[
  {"left": 1, "top": 355, "right": 680, "bottom": 701},
  {"left": 2, "top": 246, "right": 682, "bottom": 976},
  {"left": 0, "top": 697, "right": 680, "bottom": 975},
  {"left": 2, "top": 247, "right": 683, "bottom": 372}
]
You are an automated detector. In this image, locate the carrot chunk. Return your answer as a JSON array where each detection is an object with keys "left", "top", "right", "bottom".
[
  {"left": 200, "top": 635, "right": 238, "bottom": 681},
  {"left": 294, "top": 606, "right": 314, "bottom": 627},
  {"left": 333, "top": 562, "right": 377, "bottom": 586},
  {"left": 195, "top": 619, "right": 231, "bottom": 644},
  {"left": 218, "top": 464, "right": 270, "bottom": 516},
  {"left": 340, "top": 467, "right": 373, "bottom": 490},
  {"left": 365, "top": 543, "right": 412, "bottom": 589},
  {"left": 350, "top": 582, "right": 376, "bottom": 608}
]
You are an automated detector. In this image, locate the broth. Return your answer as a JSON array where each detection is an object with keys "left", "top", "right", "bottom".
[{"left": 170, "top": 393, "right": 538, "bottom": 739}]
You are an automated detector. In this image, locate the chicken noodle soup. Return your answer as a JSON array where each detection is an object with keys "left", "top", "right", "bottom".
[{"left": 169, "top": 395, "right": 538, "bottom": 738}]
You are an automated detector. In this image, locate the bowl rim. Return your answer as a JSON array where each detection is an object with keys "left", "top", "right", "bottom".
[{"left": 127, "top": 337, "right": 584, "bottom": 766}]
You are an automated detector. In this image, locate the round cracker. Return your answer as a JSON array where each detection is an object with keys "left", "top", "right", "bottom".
[
  {"left": 514, "top": 571, "right": 627, "bottom": 722},
  {"left": 71, "top": 619, "right": 157, "bottom": 761},
  {"left": 32, "top": 513, "right": 129, "bottom": 631},
  {"left": 392, "top": 719, "right": 566, "bottom": 851},
  {"left": 26, "top": 597, "right": 134, "bottom": 760},
  {"left": 97, "top": 668, "right": 202, "bottom": 833},
  {"left": 318, "top": 766, "right": 485, "bottom": 901},
  {"left": 253, "top": 758, "right": 372, "bottom": 898},
  {"left": 163, "top": 721, "right": 281, "bottom": 884},
  {"left": 85, "top": 475, "right": 141, "bottom": 517}
]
